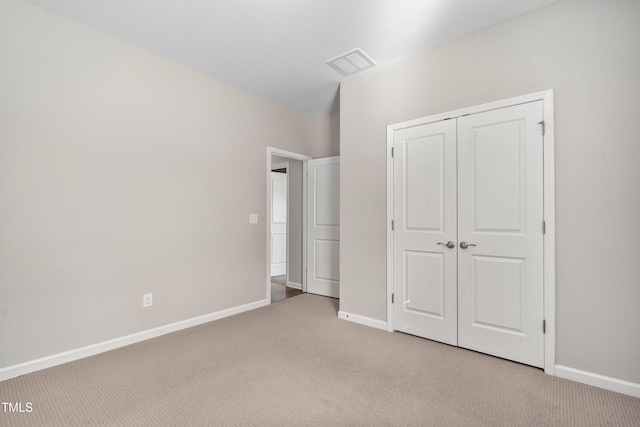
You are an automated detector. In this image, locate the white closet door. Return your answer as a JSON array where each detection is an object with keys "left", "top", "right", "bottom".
[
  {"left": 393, "top": 120, "right": 458, "bottom": 345},
  {"left": 307, "top": 156, "right": 340, "bottom": 298},
  {"left": 457, "top": 101, "right": 545, "bottom": 367}
]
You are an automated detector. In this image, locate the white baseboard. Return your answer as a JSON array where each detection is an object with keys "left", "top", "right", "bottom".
[
  {"left": 0, "top": 299, "right": 269, "bottom": 383},
  {"left": 286, "top": 281, "right": 303, "bottom": 290},
  {"left": 338, "top": 310, "right": 388, "bottom": 331},
  {"left": 555, "top": 365, "right": 640, "bottom": 398}
]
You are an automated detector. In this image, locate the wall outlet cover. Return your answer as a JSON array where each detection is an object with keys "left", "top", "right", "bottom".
[{"left": 143, "top": 293, "right": 153, "bottom": 308}]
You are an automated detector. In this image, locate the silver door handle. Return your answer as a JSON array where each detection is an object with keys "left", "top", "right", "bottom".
[
  {"left": 459, "top": 241, "right": 477, "bottom": 249},
  {"left": 437, "top": 241, "right": 455, "bottom": 249}
]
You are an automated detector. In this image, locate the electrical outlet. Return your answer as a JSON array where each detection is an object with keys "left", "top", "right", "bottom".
[
  {"left": 249, "top": 213, "right": 258, "bottom": 224},
  {"left": 143, "top": 293, "right": 153, "bottom": 308}
]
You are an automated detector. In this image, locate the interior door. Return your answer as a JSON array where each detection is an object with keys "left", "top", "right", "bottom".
[
  {"left": 457, "top": 101, "right": 544, "bottom": 367},
  {"left": 270, "top": 170, "right": 287, "bottom": 276},
  {"left": 306, "top": 156, "right": 340, "bottom": 298},
  {"left": 392, "top": 120, "right": 458, "bottom": 345}
]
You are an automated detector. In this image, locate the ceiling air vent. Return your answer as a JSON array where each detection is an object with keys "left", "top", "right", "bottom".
[{"left": 326, "top": 48, "right": 376, "bottom": 77}]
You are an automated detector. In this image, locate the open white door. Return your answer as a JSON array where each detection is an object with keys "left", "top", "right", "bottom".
[
  {"left": 270, "top": 168, "right": 287, "bottom": 277},
  {"left": 306, "top": 156, "right": 340, "bottom": 298}
]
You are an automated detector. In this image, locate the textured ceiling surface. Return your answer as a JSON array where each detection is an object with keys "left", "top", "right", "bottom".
[{"left": 25, "top": 0, "right": 559, "bottom": 114}]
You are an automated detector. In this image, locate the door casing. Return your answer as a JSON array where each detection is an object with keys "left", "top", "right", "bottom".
[{"left": 386, "top": 90, "right": 556, "bottom": 375}]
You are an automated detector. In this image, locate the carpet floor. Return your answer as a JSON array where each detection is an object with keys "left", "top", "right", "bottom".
[{"left": 1, "top": 294, "right": 639, "bottom": 426}]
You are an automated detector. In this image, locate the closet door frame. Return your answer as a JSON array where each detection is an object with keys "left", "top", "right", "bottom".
[{"left": 386, "top": 90, "right": 556, "bottom": 375}]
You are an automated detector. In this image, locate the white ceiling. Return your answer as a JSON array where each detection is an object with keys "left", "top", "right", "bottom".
[{"left": 25, "top": 0, "right": 559, "bottom": 115}]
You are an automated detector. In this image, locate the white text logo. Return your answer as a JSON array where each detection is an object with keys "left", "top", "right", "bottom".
[{"left": 1, "top": 402, "right": 33, "bottom": 413}]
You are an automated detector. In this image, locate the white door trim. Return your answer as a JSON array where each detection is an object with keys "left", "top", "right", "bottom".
[
  {"left": 386, "top": 90, "right": 556, "bottom": 375},
  {"left": 266, "top": 147, "right": 312, "bottom": 303}
]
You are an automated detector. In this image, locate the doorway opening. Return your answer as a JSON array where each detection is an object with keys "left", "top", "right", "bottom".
[
  {"left": 270, "top": 162, "right": 288, "bottom": 281},
  {"left": 266, "top": 147, "right": 311, "bottom": 304},
  {"left": 270, "top": 160, "right": 303, "bottom": 303}
]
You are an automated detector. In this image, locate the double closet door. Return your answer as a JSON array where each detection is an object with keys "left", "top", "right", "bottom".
[{"left": 392, "top": 101, "right": 545, "bottom": 368}]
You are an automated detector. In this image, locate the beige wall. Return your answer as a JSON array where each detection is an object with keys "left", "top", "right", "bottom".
[
  {"left": 0, "top": 0, "right": 334, "bottom": 368},
  {"left": 340, "top": 0, "right": 640, "bottom": 384},
  {"left": 309, "top": 111, "right": 340, "bottom": 158}
]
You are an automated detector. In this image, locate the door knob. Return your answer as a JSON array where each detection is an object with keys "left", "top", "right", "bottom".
[
  {"left": 437, "top": 241, "right": 455, "bottom": 249},
  {"left": 459, "top": 241, "right": 476, "bottom": 249}
]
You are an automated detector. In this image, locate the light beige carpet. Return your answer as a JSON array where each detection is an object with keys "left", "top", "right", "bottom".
[{"left": 1, "top": 294, "right": 639, "bottom": 426}]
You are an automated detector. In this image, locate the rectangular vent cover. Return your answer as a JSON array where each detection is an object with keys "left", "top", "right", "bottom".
[{"left": 326, "top": 48, "right": 376, "bottom": 77}]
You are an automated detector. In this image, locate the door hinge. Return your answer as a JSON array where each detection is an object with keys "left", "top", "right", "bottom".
[
  {"left": 542, "top": 220, "right": 546, "bottom": 234},
  {"left": 391, "top": 147, "right": 394, "bottom": 158},
  {"left": 543, "top": 319, "right": 546, "bottom": 334},
  {"left": 538, "top": 120, "right": 546, "bottom": 135},
  {"left": 392, "top": 293, "right": 394, "bottom": 304},
  {"left": 391, "top": 220, "right": 394, "bottom": 231}
]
